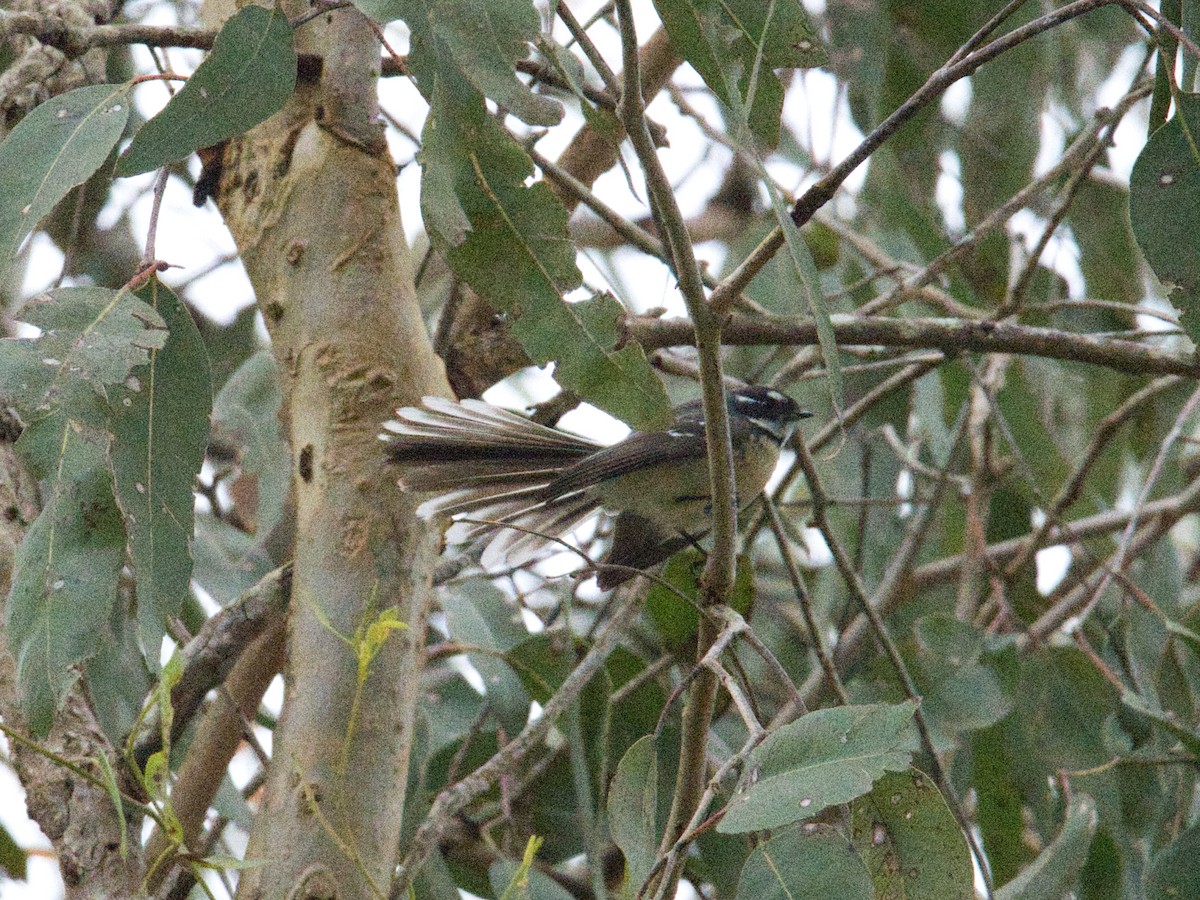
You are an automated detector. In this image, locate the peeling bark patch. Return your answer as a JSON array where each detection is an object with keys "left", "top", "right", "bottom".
[
  {"left": 367, "top": 370, "right": 395, "bottom": 391},
  {"left": 242, "top": 169, "right": 260, "bottom": 204},
  {"left": 274, "top": 124, "right": 303, "bottom": 180},
  {"left": 342, "top": 518, "right": 368, "bottom": 557},
  {"left": 299, "top": 445, "right": 314, "bottom": 482}
]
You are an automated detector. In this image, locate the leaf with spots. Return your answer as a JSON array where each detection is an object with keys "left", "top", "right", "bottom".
[
  {"left": 6, "top": 427, "right": 125, "bottom": 736},
  {"left": 652, "top": 0, "right": 826, "bottom": 149},
  {"left": 0, "top": 286, "right": 166, "bottom": 421},
  {"left": 1129, "top": 92, "right": 1200, "bottom": 341},
  {"left": 0, "top": 83, "right": 131, "bottom": 289},
  {"left": 109, "top": 279, "right": 212, "bottom": 655},
  {"left": 719, "top": 702, "right": 919, "bottom": 833},
  {"left": 850, "top": 769, "right": 973, "bottom": 899},
  {"left": 356, "top": 0, "right": 562, "bottom": 127}
]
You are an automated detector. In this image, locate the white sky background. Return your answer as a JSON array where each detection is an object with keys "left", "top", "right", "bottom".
[{"left": 1, "top": 0, "right": 1159, "bottom": 897}]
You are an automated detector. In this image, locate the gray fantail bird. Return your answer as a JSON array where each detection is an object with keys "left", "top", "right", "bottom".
[{"left": 381, "top": 385, "right": 810, "bottom": 589}]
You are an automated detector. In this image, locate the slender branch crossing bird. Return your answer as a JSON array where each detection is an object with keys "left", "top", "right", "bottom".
[{"left": 381, "top": 385, "right": 810, "bottom": 588}]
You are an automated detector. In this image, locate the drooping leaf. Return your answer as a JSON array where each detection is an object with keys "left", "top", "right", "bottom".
[
  {"left": 1070, "top": 176, "right": 1142, "bottom": 304},
  {"left": 1120, "top": 690, "right": 1200, "bottom": 759},
  {"left": 850, "top": 768, "right": 973, "bottom": 900},
  {"left": 109, "top": 279, "right": 212, "bottom": 653},
  {"left": 191, "top": 515, "right": 275, "bottom": 607},
  {"left": 116, "top": 5, "right": 296, "bottom": 176},
  {"left": 7, "top": 442, "right": 125, "bottom": 735},
  {"left": 996, "top": 795, "right": 1097, "bottom": 900},
  {"left": 719, "top": 702, "right": 919, "bottom": 833},
  {"left": 607, "top": 732, "right": 678, "bottom": 892},
  {"left": 652, "top": 0, "right": 826, "bottom": 149},
  {"left": 0, "top": 286, "right": 167, "bottom": 421},
  {"left": 1129, "top": 92, "right": 1200, "bottom": 340},
  {"left": 419, "top": 70, "right": 671, "bottom": 429},
  {"left": 1079, "top": 828, "right": 1123, "bottom": 900},
  {"left": 774, "top": 193, "right": 844, "bottom": 409},
  {"left": 0, "top": 83, "right": 131, "bottom": 287},
  {"left": 735, "top": 825, "right": 873, "bottom": 900},
  {"left": 356, "top": 0, "right": 562, "bottom": 127}
]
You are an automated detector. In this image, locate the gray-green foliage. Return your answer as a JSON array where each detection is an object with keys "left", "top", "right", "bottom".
[{"left": 4, "top": 0, "right": 1200, "bottom": 896}]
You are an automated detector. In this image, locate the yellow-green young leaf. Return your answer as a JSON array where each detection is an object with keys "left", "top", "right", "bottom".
[
  {"left": 156, "top": 651, "right": 185, "bottom": 742},
  {"left": 736, "top": 825, "right": 873, "bottom": 900},
  {"left": 109, "top": 279, "right": 212, "bottom": 654},
  {"left": 116, "top": 5, "right": 296, "bottom": 176},
  {"left": 357, "top": 607, "right": 408, "bottom": 675},
  {"left": 0, "top": 84, "right": 131, "bottom": 288},
  {"left": 491, "top": 836, "right": 575, "bottom": 900},
  {"left": 419, "top": 68, "right": 672, "bottom": 431},
  {"left": 95, "top": 751, "right": 129, "bottom": 861},
  {"left": 850, "top": 769, "right": 973, "bottom": 900},
  {"left": 719, "top": 702, "right": 919, "bottom": 833},
  {"left": 493, "top": 836, "right": 547, "bottom": 900}
]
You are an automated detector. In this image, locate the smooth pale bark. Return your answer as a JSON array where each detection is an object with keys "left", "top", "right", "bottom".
[{"left": 214, "top": 5, "right": 451, "bottom": 897}]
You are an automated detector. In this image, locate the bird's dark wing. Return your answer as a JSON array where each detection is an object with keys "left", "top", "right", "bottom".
[{"left": 542, "top": 421, "right": 708, "bottom": 499}]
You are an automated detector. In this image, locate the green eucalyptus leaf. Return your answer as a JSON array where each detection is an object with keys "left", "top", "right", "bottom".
[
  {"left": 117, "top": 5, "right": 296, "bottom": 176},
  {"left": 719, "top": 702, "right": 919, "bottom": 833},
  {"left": 1146, "top": 818, "right": 1200, "bottom": 900},
  {"left": 607, "top": 731, "right": 677, "bottom": 892},
  {"left": 357, "top": 0, "right": 562, "bottom": 127},
  {"left": 419, "top": 70, "right": 670, "bottom": 429},
  {"left": 0, "top": 824, "right": 26, "bottom": 881},
  {"left": 210, "top": 349, "right": 289, "bottom": 538},
  {"left": 109, "top": 279, "right": 212, "bottom": 653},
  {"left": 7, "top": 450, "right": 125, "bottom": 736},
  {"left": 736, "top": 825, "right": 873, "bottom": 900},
  {"left": 652, "top": 0, "right": 826, "bottom": 149},
  {"left": 850, "top": 768, "right": 973, "bottom": 900},
  {"left": 996, "top": 795, "right": 1097, "bottom": 900},
  {"left": 1129, "top": 92, "right": 1200, "bottom": 339},
  {"left": 0, "top": 286, "right": 166, "bottom": 420},
  {"left": 442, "top": 581, "right": 531, "bottom": 736},
  {"left": 0, "top": 84, "right": 131, "bottom": 288}
]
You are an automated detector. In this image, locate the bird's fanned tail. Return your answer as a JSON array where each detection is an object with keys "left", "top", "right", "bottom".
[{"left": 381, "top": 397, "right": 608, "bottom": 566}]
